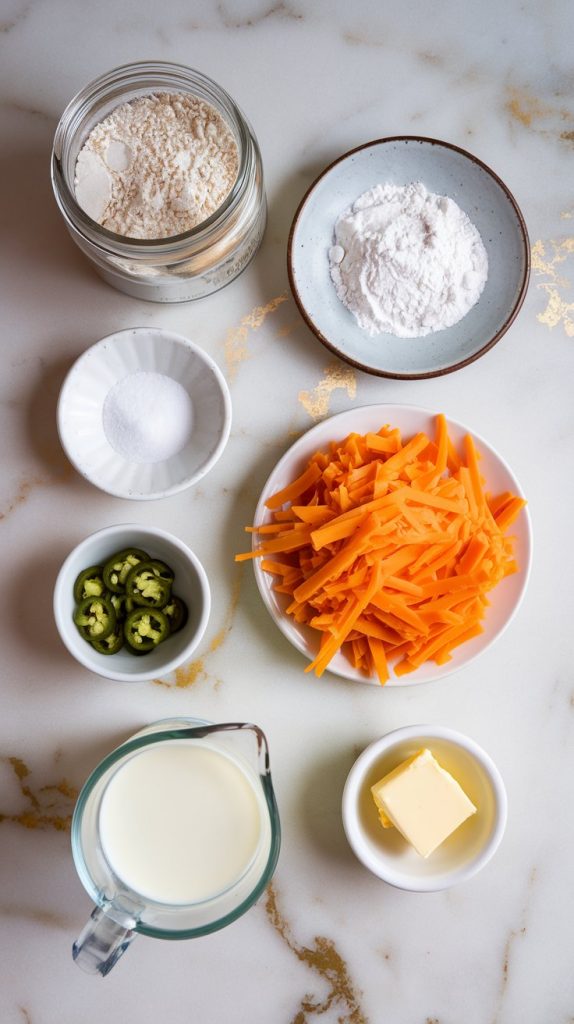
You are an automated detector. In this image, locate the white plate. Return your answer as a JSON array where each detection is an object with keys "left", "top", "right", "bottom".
[
  {"left": 57, "top": 327, "right": 232, "bottom": 500},
  {"left": 288, "top": 137, "right": 530, "bottom": 379},
  {"left": 253, "top": 404, "right": 532, "bottom": 686}
]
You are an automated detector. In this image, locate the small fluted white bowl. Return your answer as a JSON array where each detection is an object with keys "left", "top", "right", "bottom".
[
  {"left": 53, "top": 523, "right": 210, "bottom": 682},
  {"left": 342, "top": 725, "right": 507, "bottom": 892},
  {"left": 57, "top": 327, "right": 231, "bottom": 499}
]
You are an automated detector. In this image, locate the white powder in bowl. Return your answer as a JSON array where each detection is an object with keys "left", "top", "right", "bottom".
[
  {"left": 103, "top": 371, "right": 194, "bottom": 464},
  {"left": 329, "top": 182, "right": 488, "bottom": 338}
]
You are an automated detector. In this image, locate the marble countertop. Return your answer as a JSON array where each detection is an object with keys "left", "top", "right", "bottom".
[{"left": 1, "top": 1, "right": 574, "bottom": 1021}]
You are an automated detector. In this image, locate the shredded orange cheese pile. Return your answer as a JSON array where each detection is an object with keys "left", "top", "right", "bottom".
[{"left": 236, "top": 415, "right": 526, "bottom": 684}]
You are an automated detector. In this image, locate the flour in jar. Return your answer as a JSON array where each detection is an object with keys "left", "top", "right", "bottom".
[
  {"left": 329, "top": 182, "right": 488, "bottom": 338},
  {"left": 74, "top": 92, "right": 239, "bottom": 239}
]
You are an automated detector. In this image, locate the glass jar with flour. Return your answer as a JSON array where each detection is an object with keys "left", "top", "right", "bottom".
[{"left": 51, "top": 61, "right": 266, "bottom": 301}]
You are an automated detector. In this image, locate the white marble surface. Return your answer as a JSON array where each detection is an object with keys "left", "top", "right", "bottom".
[{"left": 1, "top": 1, "right": 574, "bottom": 1021}]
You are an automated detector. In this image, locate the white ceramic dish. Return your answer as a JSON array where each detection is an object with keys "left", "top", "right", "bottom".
[
  {"left": 288, "top": 137, "right": 530, "bottom": 379},
  {"left": 53, "top": 524, "right": 210, "bottom": 682},
  {"left": 342, "top": 725, "right": 507, "bottom": 892},
  {"left": 57, "top": 327, "right": 232, "bottom": 499},
  {"left": 252, "top": 404, "right": 532, "bottom": 686}
]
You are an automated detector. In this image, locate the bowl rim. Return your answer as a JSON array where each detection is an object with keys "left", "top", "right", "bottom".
[
  {"left": 342, "top": 724, "right": 508, "bottom": 892},
  {"left": 57, "top": 326, "right": 232, "bottom": 500},
  {"left": 252, "top": 402, "right": 533, "bottom": 687},
  {"left": 287, "top": 135, "right": 531, "bottom": 380},
  {"left": 53, "top": 523, "right": 211, "bottom": 682}
]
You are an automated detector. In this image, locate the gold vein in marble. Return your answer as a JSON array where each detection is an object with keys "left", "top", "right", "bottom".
[
  {"left": 217, "top": 1, "right": 303, "bottom": 28},
  {"left": 174, "top": 659, "right": 208, "bottom": 688},
  {"left": 209, "top": 568, "right": 243, "bottom": 653},
  {"left": 531, "top": 238, "right": 574, "bottom": 336},
  {"left": 153, "top": 568, "right": 243, "bottom": 689},
  {"left": 505, "top": 86, "right": 574, "bottom": 145},
  {"left": 299, "top": 363, "right": 357, "bottom": 420},
  {"left": 343, "top": 30, "right": 385, "bottom": 48},
  {"left": 0, "top": 757, "right": 77, "bottom": 832},
  {"left": 0, "top": 100, "right": 52, "bottom": 120},
  {"left": 265, "top": 884, "right": 367, "bottom": 1024},
  {"left": 0, "top": 476, "right": 50, "bottom": 522},
  {"left": 506, "top": 87, "right": 553, "bottom": 128},
  {"left": 224, "top": 293, "right": 289, "bottom": 380},
  {"left": 1, "top": 904, "right": 73, "bottom": 930},
  {"left": 0, "top": 2, "right": 31, "bottom": 34},
  {"left": 491, "top": 866, "right": 536, "bottom": 1024},
  {"left": 417, "top": 51, "right": 444, "bottom": 66},
  {"left": 275, "top": 318, "right": 303, "bottom": 339},
  {"left": 0, "top": 464, "right": 73, "bottom": 522}
]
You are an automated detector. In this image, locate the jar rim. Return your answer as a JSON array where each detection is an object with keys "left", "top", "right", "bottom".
[{"left": 51, "top": 60, "right": 256, "bottom": 253}]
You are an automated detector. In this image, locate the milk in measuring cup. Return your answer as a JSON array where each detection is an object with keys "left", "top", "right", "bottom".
[{"left": 99, "top": 742, "right": 264, "bottom": 905}]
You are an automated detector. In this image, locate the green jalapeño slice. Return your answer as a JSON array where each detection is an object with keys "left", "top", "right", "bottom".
[
  {"left": 103, "top": 549, "right": 150, "bottom": 593},
  {"left": 125, "top": 562, "right": 172, "bottom": 608},
  {"left": 74, "top": 596, "right": 116, "bottom": 641},
  {"left": 91, "top": 626, "right": 124, "bottom": 656},
  {"left": 163, "top": 595, "right": 189, "bottom": 634},
  {"left": 124, "top": 608, "right": 169, "bottom": 653},
  {"left": 73, "top": 565, "right": 105, "bottom": 603}
]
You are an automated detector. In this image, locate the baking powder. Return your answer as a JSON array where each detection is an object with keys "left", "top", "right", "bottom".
[
  {"left": 75, "top": 92, "right": 239, "bottom": 239},
  {"left": 329, "top": 182, "right": 488, "bottom": 338}
]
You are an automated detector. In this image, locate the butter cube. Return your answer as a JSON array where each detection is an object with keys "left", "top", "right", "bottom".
[{"left": 370, "top": 748, "right": 476, "bottom": 858}]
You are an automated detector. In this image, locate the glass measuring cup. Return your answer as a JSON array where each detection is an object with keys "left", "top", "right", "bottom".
[{"left": 71, "top": 718, "right": 280, "bottom": 975}]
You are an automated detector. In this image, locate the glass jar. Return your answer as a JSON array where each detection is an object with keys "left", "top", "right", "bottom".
[{"left": 51, "top": 61, "right": 266, "bottom": 302}]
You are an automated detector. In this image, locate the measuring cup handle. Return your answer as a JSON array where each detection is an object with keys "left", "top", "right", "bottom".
[{"left": 73, "top": 905, "right": 136, "bottom": 976}]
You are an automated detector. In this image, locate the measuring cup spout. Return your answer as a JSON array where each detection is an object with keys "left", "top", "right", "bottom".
[{"left": 73, "top": 903, "right": 137, "bottom": 976}]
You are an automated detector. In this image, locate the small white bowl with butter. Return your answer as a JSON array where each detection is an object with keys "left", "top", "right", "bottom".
[{"left": 342, "top": 725, "right": 507, "bottom": 892}]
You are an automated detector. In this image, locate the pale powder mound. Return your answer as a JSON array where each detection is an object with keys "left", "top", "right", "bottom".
[
  {"left": 74, "top": 92, "right": 239, "bottom": 239},
  {"left": 329, "top": 182, "right": 488, "bottom": 339}
]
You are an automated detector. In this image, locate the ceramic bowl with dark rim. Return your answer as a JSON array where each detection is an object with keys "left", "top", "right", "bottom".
[{"left": 287, "top": 137, "right": 530, "bottom": 379}]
